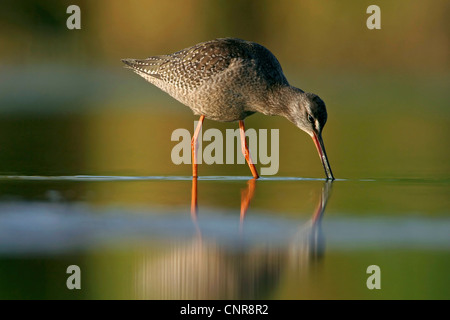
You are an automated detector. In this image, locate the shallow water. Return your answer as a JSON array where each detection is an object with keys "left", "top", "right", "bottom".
[{"left": 0, "top": 174, "right": 448, "bottom": 299}]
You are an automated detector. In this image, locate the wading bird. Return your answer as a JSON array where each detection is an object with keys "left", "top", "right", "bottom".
[{"left": 122, "top": 38, "right": 334, "bottom": 180}]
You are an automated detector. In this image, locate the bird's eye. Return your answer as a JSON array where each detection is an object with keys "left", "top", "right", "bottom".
[{"left": 307, "top": 114, "right": 314, "bottom": 123}]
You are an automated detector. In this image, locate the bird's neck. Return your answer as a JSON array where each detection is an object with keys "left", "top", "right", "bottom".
[{"left": 253, "top": 85, "right": 303, "bottom": 119}]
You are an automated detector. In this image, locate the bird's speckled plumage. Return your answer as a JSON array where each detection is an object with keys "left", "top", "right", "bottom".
[{"left": 122, "top": 38, "right": 296, "bottom": 121}]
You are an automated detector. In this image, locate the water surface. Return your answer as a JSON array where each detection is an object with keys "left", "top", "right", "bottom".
[{"left": 0, "top": 174, "right": 448, "bottom": 299}]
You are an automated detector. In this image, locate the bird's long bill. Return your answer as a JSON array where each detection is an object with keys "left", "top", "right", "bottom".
[{"left": 312, "top": 132, "right": 335, "bottom": 180}]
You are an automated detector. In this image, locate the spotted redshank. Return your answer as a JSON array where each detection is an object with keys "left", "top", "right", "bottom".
[{"left": 122, "top": 38, "right": 334, "bottom": 180}]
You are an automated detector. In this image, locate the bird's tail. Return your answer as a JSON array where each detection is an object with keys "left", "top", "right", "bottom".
[
  {"left": 121, "top": 57, "right": 166, "bottom": 79},
  {"left": 121, "top": 58, "right": 140, "bottom": 70}
]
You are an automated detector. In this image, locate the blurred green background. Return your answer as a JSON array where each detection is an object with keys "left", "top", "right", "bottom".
[
  {"left": 0, "top": 0, "right": 448, "bottom": 179},
  {"left": 0, "top": 0, "right": 448, "bottom": 300}
]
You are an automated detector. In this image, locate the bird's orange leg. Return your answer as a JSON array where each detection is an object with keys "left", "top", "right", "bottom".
[
  {"left": 239, "top": 120, "right": 259, "bottom": 179},
  {"left": 191, "top": 115, "right": 205, "bottom": 178}
]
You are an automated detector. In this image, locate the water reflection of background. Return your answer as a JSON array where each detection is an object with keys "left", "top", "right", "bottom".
[
  {"left": 136, "top": 180, "right": 332, "bottom": 299},
  {"left": 0, "top": 176, "right": 448, "bottom": 299}
]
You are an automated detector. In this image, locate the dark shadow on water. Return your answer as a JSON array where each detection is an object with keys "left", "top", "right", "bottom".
[{"left": 135, "top": 179, "right": 333, "bottom": 299}]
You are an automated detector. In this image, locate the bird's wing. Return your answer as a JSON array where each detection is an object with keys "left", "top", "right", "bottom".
[
  {"left": 163, "top": 39, "right": 247, "bottom": 88},
  {"left": 122, "top": 40, "right": 241, "bottom": 89},
  {"left": 122, "top": 38, "right": 288, "bottom": 89},
  {"left": 172, "top": 38, "right": 289, "bottom": 88}
]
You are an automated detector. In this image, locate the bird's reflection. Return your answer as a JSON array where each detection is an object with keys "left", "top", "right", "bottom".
[
  {"left": 135, "top": 179, "right": 333, "bottom": 299},
  {"left": 290, "top": 180, "right": 332, "bottom": 266},
  {"left": 240, "top": 178, "right": 256, "bottom": 226}
]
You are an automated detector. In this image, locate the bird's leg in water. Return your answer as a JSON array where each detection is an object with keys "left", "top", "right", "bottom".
[
  {"left": 191, "top": 115, "right": 205, "bottom": 178},
  {"left": 239, "top": 120, "right": 259, "bottom": 179}
]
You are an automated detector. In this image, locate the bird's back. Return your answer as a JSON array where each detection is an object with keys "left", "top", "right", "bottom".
[{"left": 122, "top": 38, "right": 289, "bottom": 121}]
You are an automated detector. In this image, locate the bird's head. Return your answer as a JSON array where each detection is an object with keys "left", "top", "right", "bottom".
[
  {"left": 288, "top": 92, "right": 328, "bottom": 136},
  {"left": 284, "top": 90, "right": 335, "bottom": 180}
]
